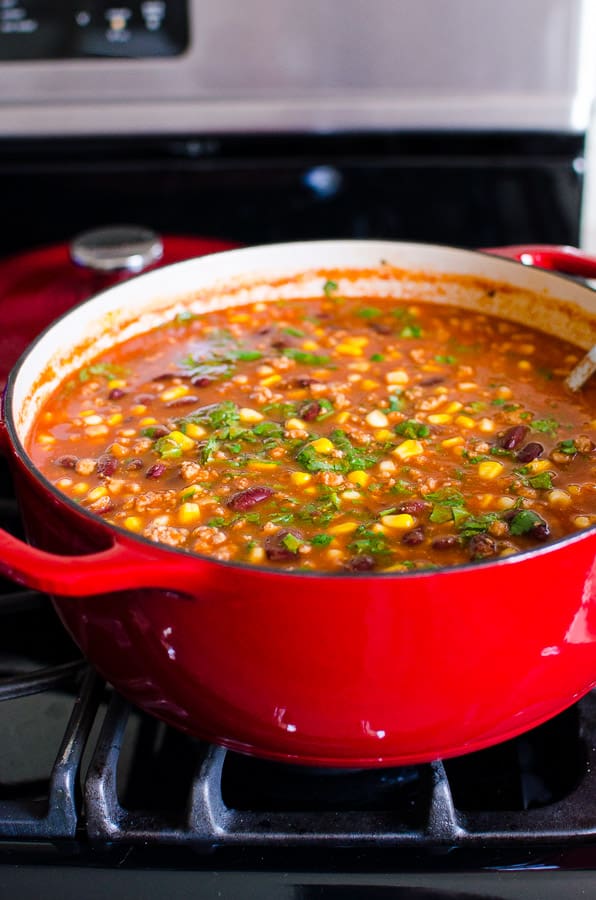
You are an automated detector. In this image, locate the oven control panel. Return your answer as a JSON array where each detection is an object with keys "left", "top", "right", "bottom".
[{"left": 0, "top": 0, "right": 189, "bottom": 58}]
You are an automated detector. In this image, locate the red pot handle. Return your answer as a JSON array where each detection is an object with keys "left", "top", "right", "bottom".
[
  {"left": 483, "top": 244, "right": 596, "bottom": 278},
  {"left": 0, "top": 525, "right": 199, "bottom": 597}
]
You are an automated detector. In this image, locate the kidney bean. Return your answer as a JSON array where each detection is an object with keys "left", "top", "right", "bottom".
[
  {"left": 125, "top": 458, "right": 144, "bottom": 471},
  {"left": 191, "top": 375, "right": 213, "bottom": 388},
  {"left": 55, "top": 454, "right": 78, "bottom": 469},
  {"left": 369, "top": 321, "right": 392, "bottom": 335},
  {"left": 271, "top": 339, "right": 289, "bottom": 350},
  {"left": 343, "top": 554, "right": 376, "bottom": 572},
  {"left": 397, "top": 499, "right": 429, "bottom": 516},
  {"left": 497, "top": 425, "right": 528, "bottom": 450},
  {"left": 264, "top": 529, "right": 303, "bottom": 561},
  {"left": 108, "top": 388, "right": 126, "bottom": 401},
  {"left": 468, "top": 533, "right": 498, "bottom": 559},
  {"left": 431, "top": 536, "right": 460, "bottom": 551},
  {"left": 293, "top": 376, "right": 320, "bottom": 388},
  {"left": 227, "top": 486, "right": 275, "bottom": 511},
  {"left": 532, "top": 521, "right": 551, "bottom": 542},
  {"left": 135, "top": 393, "right": 155, "bottom": 405},
  {"left": 402, "top": 526, "right": 425, "bottom": 546},
  {"left": 152, "top": 373, "right": 182, "bottom": 381},
  {"left": 96, "top": 455, "right": 118, "bottom": 477},
  {"left": 418, "top": 376, "right": 445, "bottom": 387},
  {"left": 300, "top": 400, "right": 322, "bottom": 421},
  {"left": 146, "top": 425, "right": 170, "bottom": 439},
  {"left": 166, "top": 395, "right": 200, "bottom": 408},
  {"left": 515, "top": 442, "right": 544, "bottom": 463},
  {"left": 146, "top": 463, "right": 166, "bottom": 479}
]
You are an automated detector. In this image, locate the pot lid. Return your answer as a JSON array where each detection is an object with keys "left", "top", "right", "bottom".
[{"left": 0, "top": 228, "right": 237, "bottom": 387}]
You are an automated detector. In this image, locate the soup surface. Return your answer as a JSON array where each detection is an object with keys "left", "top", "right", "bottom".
[{"left": 28, "top": 280, "right": 596, "bottom": 572}]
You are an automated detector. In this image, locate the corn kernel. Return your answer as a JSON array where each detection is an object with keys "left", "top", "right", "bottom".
[
  {"left": 428, "top": 413, "right": 452, "bottom": 425},
  {"left": 87, "top": 485, "right": 108, "bottom": 502},
  {"left": 229, "top": 312, "right": 250, "bottom": 323},
  {"left": 495, "top": 385, "right": 513, "bottom": 399},
  {"left": 178, "top": 502, "right": 201, "bottom": 525},
  {"left": 37, "top": 434, "right": 56, "bottom": 445},
  {"left": 130, "top": 404, "right": 148, "bottom": 416},
  {"left": 496, "top": 496, "right": 516, "bottom": 509},
  {"left": 105, "top": 413, "right": 123, "bottom": 426},
  {"left": 109, "top": 442, "right": 129, "bottom": 458},
  {"left": 445, "top": 401, "right": 463, "bottom": 414},
  {"left": 239, "top": 407, "right": 264, "bottom": 424},
  {"left": 260, "top": 374, "right": 282, "bottom": 387},
  {"left": 371, "top": 523, "right": 386, "bottom": 534},
  {"left": 85, "top": 425, "right": 109, "bottom": 437},
  {"left": 123, "top": 516, "right": 144, "bottom": 532},
  {"left": 478, "top": 418, "right": 495, "bottom": 433},
  {"left": 574, "top": 516, "right": 592, "bottom": 529},
  {"left": 185, "top": 422, "right": 207, "bottom": 439},
  {"left": 393, "top": 439, "right": 424, "bottom": 460},
  {"left": 547, "top": 489, "right": 572, "bottom": 508},
  {"left": 526, "top": 459, "right": 551, "bottom": 474},
  {"left": 378, "top": 459, "right": 397, "bottom": 472},
  {"left": 335, "top": 411, "right": 351, "bottom": 424},
  {"left": 326, "top": 548, "right": 344, "bottom": 564},
  {"left": 375, "top": 429, "right": 394, "bottom": 442},
  {"left": 302, "top": 340, "right": 319, "bottom": 351},
  {"left": 160, "top": 385, "right": 189, "bottom": 402},
  {"left": 290, "top": 471, "right": 312, "bottom": 485},
  {"left": 348, "top": 470, "right": 370, "bottom": 488},
  {"left": 139, "top": 416, "right": 157, "bottom": 427},
  {"left": 341, "top": 490, "right": 361, "bottom": 501},
  {"left": 385, "top": 370, "right": 409, "bottom": 385},
  {"left": 458, "top": 382, "right": 478, "bottom": 392},
  {"left": 168, "top": 430, "right": 196, "bottom": 451},
  {"left": 72, "top": 482, "right": 89, "bottom": 495},
  {"left": 56, "top": 478, "right": 73, "bottom": 490},
  {"left": 477, "top": 493, "right": 495, "bottom": 508},
  {"left": 362, "top": 380, "right": 380, "bottom": 390},
  {"left": 365, "top": 410, "right": 389, "bottom": 428},
  {"left": 336, "top": 343, "right": 363, "bottom": 356},
  {"left": 247, "top": 460, "right": 279, "bottom": 470},
  {"left": 517, "top": 360, "right": 532, "bottom": 371},
  {"left": 248, "top": 546, "right": 266, "bottom": 564},
  {"left": 328, "top": 521, "right": 359, "bottom": 535},
  {"left": 310, "top": 437, "right": 334, "bottom": 454},
  {"left": 108, "top": 379, "right": 126, "bottom": 389},
  {"left": 455, "top": 415, "right": 476, "bottom": 429},
  {"left": 381, "top": 513, "right": 415, "bottom": 530},
  {"left": 441, "top": 436, "right": 464, "bottom": 448},
  {"left": 286, "top": 417, "right": 308, "bottom": 431},
  {"left": 568, "top": 484, "right": 581, "bottom": 495},
  {"left": 304, "top": 485, "right": 318, "bottom": 495},
  {"left": 477, "top": 460, "right": 504, "bottom": 479}
]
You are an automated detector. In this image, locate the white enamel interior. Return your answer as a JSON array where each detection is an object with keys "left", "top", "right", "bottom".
[{"left": 8, "top": 240, "right": 596, "bottom": 447}]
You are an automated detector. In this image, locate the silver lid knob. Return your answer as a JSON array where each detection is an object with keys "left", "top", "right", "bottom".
[{"left": 70, "top": 225, "right": 164, "bottom": 273}]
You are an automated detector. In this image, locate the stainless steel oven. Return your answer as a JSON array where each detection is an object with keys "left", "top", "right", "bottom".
[{"left": 1, "top": 1, "right": 596, "bottom": 897}]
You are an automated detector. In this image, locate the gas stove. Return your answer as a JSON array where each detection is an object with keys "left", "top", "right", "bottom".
[{"left": 2, "top": 1, "right": 596, "bottom": 896}]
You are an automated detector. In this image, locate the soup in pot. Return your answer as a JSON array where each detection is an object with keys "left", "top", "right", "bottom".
[{"left": 27, "top": 278, "right": 596, "bottom": 572}]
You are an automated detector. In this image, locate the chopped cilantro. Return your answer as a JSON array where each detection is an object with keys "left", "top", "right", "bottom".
[
  {"left": 153, "top": 435, "right": 183, "bottom": 459},
  {"left": 323, "top": 280, "right": 339, "bottom": 297},
  {"left": 435, "top": 355, "right": 456, "bottom": 365},
  {"left": 528, "top": 472, "right": 554, "bottom": 490},
  {"left": 236, "top": 350, "right": 263, "bottom": 361},
  {"left": 429, "top": 505, "right": 453, "bottom": 524},
  {"left": 424, "top": 489, "right": 465, "bottom": 507},
  {"left": 311, "top": 534, "right": 333, "bottom": 547},
  {"left": 388, "top": 393, "right": 405, "bottom": 412},
  {"left": 509, "top": 509, "right": 545, "bottom": 535},
  {"left": 400, "top": 324, "right": 422, "bottom": 339},
  {"left": 349, "top": 528, "right": 390, "bottom": 556},
  {"left": 395, "top": 420, "right": 430, "bottom": 439},
  {"left": 271, "top": 512, "right": 296, "bottom": 525},
  {"left": 329, "top": 429, "right": 379, "bottom": 472},
  {"left": 282, "top": 348, "right": 332, "bottom": 366},
  {"left": 557, "top": 439, "right": 577, "bottom": 455},
  {"left": 282, "top": 326, "right": 306, "bottom": 338},
  {"left": 79, "top": 362, "right": 126, "bottom": 382},
  {"left": 357, "top": 306, "right": 382, "bottom": 319},
  {"left": 457, "top": 512, "right": 499, "bottom": 538},
  {"left": 532, "top": 417, "right": 559, "bottom": 435},
  {"left": 175, "top": 310, "right": 197, "bottom": 324},
  {"left": 206, "top": 516, "right": 227, "bottom": 528},
  {"left": 370, "top": 353, "right": 385, "bottom": 362}
]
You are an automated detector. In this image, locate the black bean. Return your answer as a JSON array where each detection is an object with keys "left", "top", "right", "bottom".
[
  {"left": 264, "top": 529, "right": 303, "bottom": 561},
  {"left": 369, "top": 321, "right": 392, "bottom": 335},
  {"left": 344, "top": 555, "right": 376, "bottom": 572},
  {"left": 532, "top": 522, "right": 551, "bottom": 542},
  {"left": 227, "top": 486, "right": 275, "bottom": 511},
  {"left": 300, "top": 400, "right": 322, "bottom": 422},
  {"left": 516, "top": 442, "right": 544, "bottom": 463},
  {"left": 498, "top": 425, "right": 529, "bottom": 450},
  {"left": 468, "top": 533, "right": 498, "bottom": 559},
  {"left": 271, "top": 339, "right": 289, "bottom": 350},
  {"left": 108, "top": 388, "right": 126, "bottom": 401},
  {"left": 431, "top": 536, "right": 460, "bottom": 551},
  {"left": 146, "top": 463, "right": 166, "bottom": 479},
  {"left": 402, "top": 526, "right": 425, "bottom": 546},
  {"left": 397, "top": 499, "right": 429, "bottom": 515},
  {"left": 96, "top": 455, "right": 118, "bottom": 477},
  {"left": 55, "top": 454, "right": 78, "bottom": 469}
]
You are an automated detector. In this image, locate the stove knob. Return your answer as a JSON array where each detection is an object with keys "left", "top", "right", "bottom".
[{"left": 69, "top": 225, "right": 164, "bottom": 273}]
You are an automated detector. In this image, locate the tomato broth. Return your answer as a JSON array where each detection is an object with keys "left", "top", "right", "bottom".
[{"left": 28, "top": 280, "right": 596, "bottom": 573}]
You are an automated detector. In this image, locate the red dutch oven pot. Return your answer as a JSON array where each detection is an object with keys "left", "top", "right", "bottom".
[{"left": 0, "top": 239, "right": 596, "bottom": 769}]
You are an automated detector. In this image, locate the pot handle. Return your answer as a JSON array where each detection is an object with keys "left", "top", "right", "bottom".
[
  {"left": 483, "top": 244, "right": 596, "bottom": 278},
  {"left": 0, "top": 527, "right": 198, "bottom": 597}
]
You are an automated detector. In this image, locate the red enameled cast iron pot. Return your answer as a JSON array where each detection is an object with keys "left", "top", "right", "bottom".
[{"left": 1, "top": 239, "right": 596, "bottom": 769}]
